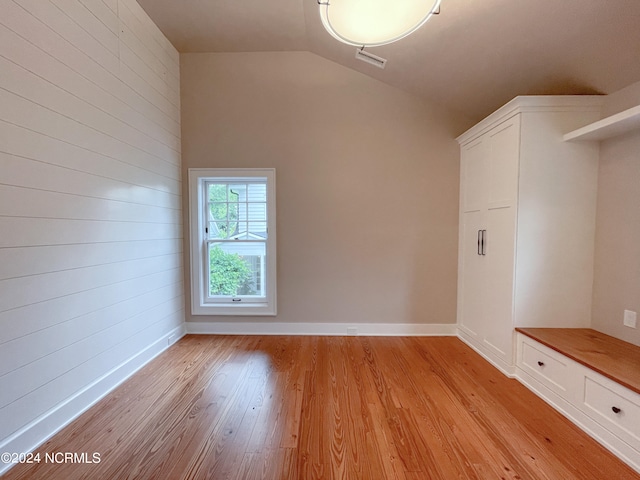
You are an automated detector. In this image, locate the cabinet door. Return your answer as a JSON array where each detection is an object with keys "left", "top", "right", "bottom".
[
  {"left": 458, "top": 211, "right": 486, "bottom": 339},
  {"left": 458, "top": 139, "right": 488, "bottom": 339},
  {"left": 487, "top": 116, "right": 520, "bottom": 209},
  {"left": 458, "top": 115, "right": 520, "bottom": 368},
  {"left": 460, "top": 138, "right": 488, "bottom": 214},
  {"left": 483, "top": 206, "right": 517, "bottom": 361},
  {"left": 483, "top": 116, "right": 520, "bottom": 363}
]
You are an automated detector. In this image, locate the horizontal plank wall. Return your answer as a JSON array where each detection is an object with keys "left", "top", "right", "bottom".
[{"left": 0, "top": 0, "right": 185, "bottom": 470}]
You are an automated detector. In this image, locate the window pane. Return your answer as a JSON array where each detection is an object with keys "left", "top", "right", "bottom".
[
  {"left": 227, "top": 184, "right": 243, "bottom": 204},
  {"left": 248, "top": 203, "right": 266, "bottom": 221},
  {"left": 209, "top": 203, "right": 228, "bottom": 222},
  {"left": 236, "top": 203, "right": 247, "bottom": 226},
  {"left": 233, "top": 221, "right": 246, "bottom": 238},
  {"left": 208, "top": 184, "right": 227, "bottom": 202},
  {"left": 247, "top": 184, "right": 266, "bottom": 202},
  {"left": 248, "top": 221, "right": 267, "bottom": 237},
  {"left": 208, "top": 183, "right": 268, "bottom": 238},
  {"left": 208, "top": 242, "right": 266, "bottom": 297},
  {"left": 208, "top": 221, "right": 229, "bottom": 239}
]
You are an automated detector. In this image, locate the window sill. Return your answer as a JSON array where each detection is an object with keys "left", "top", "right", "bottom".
[{"left": 191, "top": 302, "right": 277, "bottom": 316}]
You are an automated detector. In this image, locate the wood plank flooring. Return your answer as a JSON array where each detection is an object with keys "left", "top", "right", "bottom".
[{"left": 3, "top": 335, "right": 639, "bottom": 479}]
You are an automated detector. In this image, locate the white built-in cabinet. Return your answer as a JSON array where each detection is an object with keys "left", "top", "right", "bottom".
[
  {"left": 455, "top": 96, "right": 603, "bottom": 374},
  {"left": 516, "top": 332, "right": 640, "bottom": 473}
]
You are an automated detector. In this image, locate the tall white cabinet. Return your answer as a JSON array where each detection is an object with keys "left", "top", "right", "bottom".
[{"left": 456, "top": 96, "right": 603, "bottom": 375}]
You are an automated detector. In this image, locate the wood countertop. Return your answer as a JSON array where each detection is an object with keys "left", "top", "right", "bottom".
[{"left": 516, "top": 328, "right": 640, "bottom": 395}]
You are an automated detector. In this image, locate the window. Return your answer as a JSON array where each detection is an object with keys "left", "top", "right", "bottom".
[{"left": 188, "top": 168, "right": 276, "bottom": 315}]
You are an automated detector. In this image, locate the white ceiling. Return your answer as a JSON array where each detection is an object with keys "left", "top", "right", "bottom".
[{"left": 136, "top": 0, "right": 640, "bottom": 122}]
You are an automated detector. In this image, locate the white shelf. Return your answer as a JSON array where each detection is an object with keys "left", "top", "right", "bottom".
[{"left": 563, "top": 105, "right": 640, "bottom": 142}]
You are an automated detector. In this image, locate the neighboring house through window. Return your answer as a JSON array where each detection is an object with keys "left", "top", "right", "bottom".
[{"left": 188, "top": 168, "right": 276, "bottom": 315}]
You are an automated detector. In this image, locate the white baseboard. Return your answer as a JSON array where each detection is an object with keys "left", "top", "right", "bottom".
[
  {"left": 0, "top": 324, "right": 187, "bottom": 476},
  {"left": 457, "top": 328, "right": 517, "bottom": 378},
  {"left": 186, "top": 321, "right": 457, "bottom": 336}
]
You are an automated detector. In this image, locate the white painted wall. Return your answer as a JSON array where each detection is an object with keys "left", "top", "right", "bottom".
[
  {"left": 181, "top": 52, "right": 467, "bottom": 332},
  {"left": 0, "top": 0, "right": 184, "bottom": 465},
  {"left": 591, "top": 80, "right": 640, "bottom": 347}
]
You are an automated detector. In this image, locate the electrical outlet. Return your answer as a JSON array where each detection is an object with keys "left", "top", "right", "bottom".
[
  {"left": 623, "top": 310, "right": 637, "bottom": 328},
  {"left": 346, "top": 327, "right": 358, "bottom": 336}
]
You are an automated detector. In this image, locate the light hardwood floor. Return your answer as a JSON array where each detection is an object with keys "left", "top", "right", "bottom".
[{"left": 3, "top": 335, "right": 639, "bottom": 479}]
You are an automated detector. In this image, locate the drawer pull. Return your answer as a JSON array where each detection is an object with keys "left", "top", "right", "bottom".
[
  {"left": 537, "top": 361, "right": 545, "bottom": 367},
  {"left": 611, "top": 406, "right": 622, "bottom": 414}
]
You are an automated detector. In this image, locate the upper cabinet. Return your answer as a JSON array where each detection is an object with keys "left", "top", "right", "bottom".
[
  {"left": 563, "top": 105, "right": 640, "bottom": 142},
  {"left": 456, "top": 96, "right": 603, "bottom": 375}
]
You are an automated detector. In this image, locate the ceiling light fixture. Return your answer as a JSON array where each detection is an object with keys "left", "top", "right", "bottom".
[{"left": 318, "top": 0, "right": 441, "bottom": 48}]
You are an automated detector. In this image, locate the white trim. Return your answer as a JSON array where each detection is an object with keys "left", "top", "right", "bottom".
[
  {"left": 0, "top": 325, "right": 186, "bottom": 476},
  {"left": 457, "top": 328, "right": 517, "bottom": 378},
  {"left": 186, "top": 321, "right": 457, "bottom": 336},
  {"left": 456, "top": 95, "right": 604, "bottom": 145}
]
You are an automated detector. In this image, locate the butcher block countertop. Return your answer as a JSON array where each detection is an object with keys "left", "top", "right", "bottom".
[{"left": 516, "top": 328, "right": 640, "bottom": 395}]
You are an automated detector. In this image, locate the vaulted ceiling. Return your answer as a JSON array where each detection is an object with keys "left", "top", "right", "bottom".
[{"left": 137, "top": 0, "right": 640, "bottom": 122}]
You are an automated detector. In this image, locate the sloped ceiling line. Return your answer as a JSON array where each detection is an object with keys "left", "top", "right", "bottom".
[{"left": 137, "top": 0, "right": 640, "bottom": 122}]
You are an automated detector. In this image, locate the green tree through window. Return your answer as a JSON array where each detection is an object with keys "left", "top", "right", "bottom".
[
  {"left": 208, "top": 184, "right": 239, "bottom": 238},
  {"left": 209, "top": 245, "right": 254, "bottom": 296}
]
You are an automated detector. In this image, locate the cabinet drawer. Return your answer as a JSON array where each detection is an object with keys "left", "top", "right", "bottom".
[
  {"left": 582, "top": 373, "right": 640, "bottom": 450},
  {"left": 519, "top": 337, "right": 571, "bottom": 397}
]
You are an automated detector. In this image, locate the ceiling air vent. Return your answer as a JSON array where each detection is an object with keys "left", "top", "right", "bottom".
[{"left": 355, "top": 49, "right": 387, "bottom": 69}]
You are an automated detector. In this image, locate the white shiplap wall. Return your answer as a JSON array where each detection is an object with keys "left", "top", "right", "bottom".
[{"left": 0, "top": 0, "right": 184, "bottom": 466}]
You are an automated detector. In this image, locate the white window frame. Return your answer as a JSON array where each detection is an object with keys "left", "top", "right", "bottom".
[{"left": 188, "top": 168, "right": 277, "bottom": 315}]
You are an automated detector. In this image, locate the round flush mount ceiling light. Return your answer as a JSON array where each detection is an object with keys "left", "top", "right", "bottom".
[{"left": 319, "top": 0, "right": 441, "bottom": 48}]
